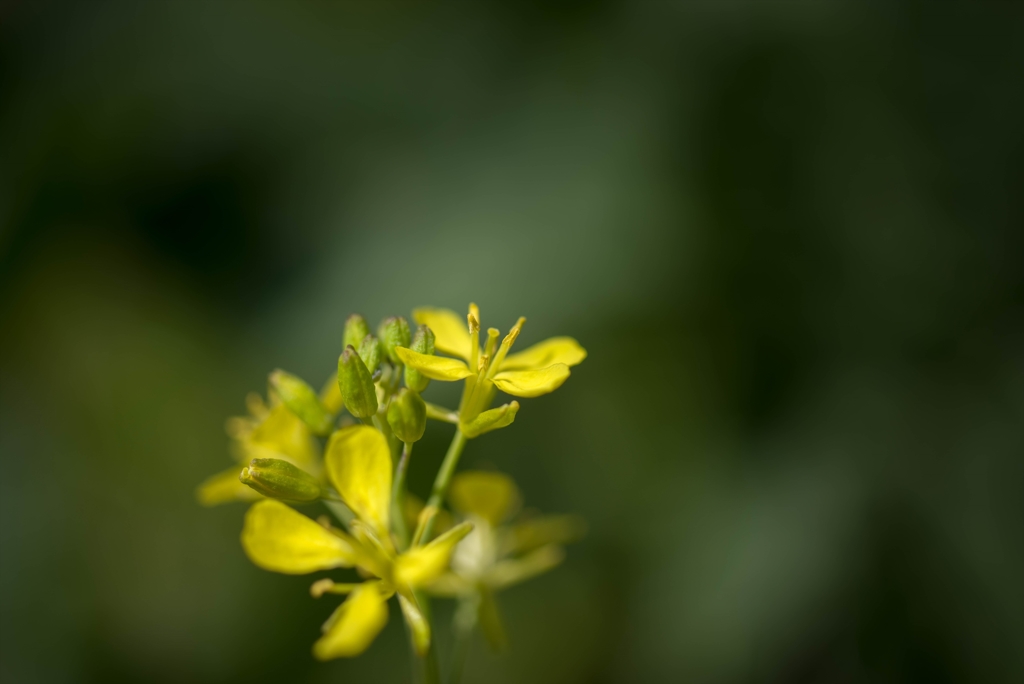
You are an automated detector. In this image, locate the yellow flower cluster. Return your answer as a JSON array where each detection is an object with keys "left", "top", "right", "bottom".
[{"left": 196, "top": 304, "right": 586, "bottom": 676}]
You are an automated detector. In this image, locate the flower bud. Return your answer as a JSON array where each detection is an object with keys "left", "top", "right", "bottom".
[
  {"left": 239, "top": 458, "right": 322, "bottom": 502},
  {"left": 404, "top": 325, "right": 436, "bottom": 392},
  {"left": 378, "top": 316, "right": 411, "bottom": 365},
  {"left": 460, "top": 401, "right": 519, "bottom": 438},
  {"left": 269, "top": 369, "right": 333, "bottom": 436},
  {"left": 387, "top": 388, "right": 427, "bottom": 443},
  {"left": 358, "top": 334, "right": 383, "bottom": 376},
  {"left": 338, "top": 345, "right": 378, "bottom": 418},
  {"left": 343, "top": 314, "right": 371, "bottom": 352}
]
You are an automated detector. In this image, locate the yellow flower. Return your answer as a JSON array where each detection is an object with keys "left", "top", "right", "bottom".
[
  {"left": 196, "top": 374, "right": 339, "bottom": 506},
  {"left": 240, "top": 425, "right": 473, "bottom": 660},
  {"left": 425, "top": 471, "right": 585, "bottom": 649},
  {"left": 395, "top": 304, "right": 586, "bottom": 435}
]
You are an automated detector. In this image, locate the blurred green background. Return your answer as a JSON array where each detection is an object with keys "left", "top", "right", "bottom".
[{"left": 2, "top": 2, "right": 1022, "bottom": 682}]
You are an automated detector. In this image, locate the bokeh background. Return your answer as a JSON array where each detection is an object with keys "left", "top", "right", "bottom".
[{"left": 2, "top": 2, "right": 1022, "bottom": 683}]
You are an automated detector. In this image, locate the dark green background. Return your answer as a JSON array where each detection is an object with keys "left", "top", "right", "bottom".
[{"left": 2, "top": 2, "right": 1022, "bottom": 682}]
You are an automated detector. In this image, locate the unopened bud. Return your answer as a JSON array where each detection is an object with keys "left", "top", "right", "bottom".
[
  {"left": 358, "top": 334, "right": 383, "bottom": 376},
  {"left": 269, "top": 370, "right": 333, "bottom": 436},
  {"left": 239, "top": 458, "right": 322, "bottom": 502},
  {"left": 378, "top": 316, "right": 411, "bottom": 365},
  {"left": 343, "top": 314, "right": 371, "bottom": 352},
  {"left": 460, "top": 401, "right": 519, "bottom": 438},
  {"left": 387, "top": 388, "right": 427, "bottom": 443},
  {"left": 404, "top": 325, "right": 436, "bottom": 392},
  {"left": 338, "top": 345, "right": 378, "bottom": 418}
]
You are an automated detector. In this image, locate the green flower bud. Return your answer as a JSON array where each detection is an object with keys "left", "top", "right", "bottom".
[
  {"left": 378, "top": 316, "right": 411, "bottom": 365},
  {"left": 387, "top": 388, "right": 427, "bottom": 443},
  {"left": 358, "top": 334, "right": 384, "bottom": 376},
  {"left": 404, "top": 325, "right": 436, "bottom": 393},
  {"left": 269, "top": 369, "right": 333, "bottom": 436},
  {"left": 239, "top": 458, "right": 322, "bottom": 502},
  {"left": 460, "top": 401, "right": 519, "bottom": 439},
  {"left": 343, "top": 314, "right": 371, "bottom": 352},
  {"left": 338, "top": 345, "right": 378, "bottom": 418}
]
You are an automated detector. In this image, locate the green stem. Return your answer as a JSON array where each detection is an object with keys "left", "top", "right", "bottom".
[
  {"left": 414, "top": 590, "right": 441, "bottom": 684},
  {"left": 392, "top": 442, "right": 412, "bottom": 549},
  {"left": 449, "top": 595, "right": 479, "bottom": 684},
  {"left": 414, "top": 428, "right": 468, "bottom": 544}
]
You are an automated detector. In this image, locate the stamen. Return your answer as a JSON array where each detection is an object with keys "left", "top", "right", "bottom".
[
  {"left": 225, "top": 417, "right": 252, "bottom": 439},
  {"left": 411, "top": 505, "right": 439, "bottom": 546},
  {"left": 245, "top": 391, "right": 268, "bottom": 419},
  {"left": 468, "top": 304, "right": 481, "bottom": 371},
  {"left": 310, "top": 579, "right": 362, "bottom": 598},
  {"left": 487, "top": 317, "right": 526, "bottom": 377},
  {"left": 483, "top": 328, "right": 499, "bottom": 358}
]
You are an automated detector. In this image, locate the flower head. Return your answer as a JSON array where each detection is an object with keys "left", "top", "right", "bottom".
[
  {"left": 196, "top": 387, "right": 326, "bottom": 506},
  {"left": 395, "top": 304, "right": 586, "bottom": 436},
  {"left": 424, "top": 470, "right": 585, "bottom": 649},
  {"left": 197, "top": 303, "right": 587, "bottom": 677},
  {"left": 240, "top": 425, "right": 473, "bottom": 660}
]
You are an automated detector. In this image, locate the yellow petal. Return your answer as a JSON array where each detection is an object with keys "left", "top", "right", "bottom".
[
  {"left": 500, "top": 514, "right": 587, "bottom": 555},
  {"left": 485, "top": 544, "right": 565, "bottom": 590},
  {"left": 423, "top": 572, "right": 472, "bottom": 597},
  {"left": 325, "top": 425, "right": 392, "bottom": 535},
  {"left": 196, "top": 466, "right": 261, "bottom": 506},
  {"left": 241, "top": 500, "right": 359, "bottom": 574},
  {"left": 249, "top": 404, "right": 319, "bottom": 465},
  {"left": 491, "top": 363, "right": 571, "bottom": 398},
  {"left": 394, "top": 521, "right": 474, "bottom": 587},
  {"left": 320, "top": 373, "right": 344, "bottom": 415},
  {"left": 448, "top": 471, "right": 520, "bottom": 526},
  {"left": 397, "top": 592, "right": 431, "bottom": 655},
  {"left": 500, "top": 336, "right": 587, "bottom": 372},
  {"left": 313, "top": 582, "right": 389, "bottom": 660},
  {"left": 412, "top": 307, "right": 473, "bottom": 361},
  {"left": 394, "top": 347, "right": 472, "bottom": 382}
]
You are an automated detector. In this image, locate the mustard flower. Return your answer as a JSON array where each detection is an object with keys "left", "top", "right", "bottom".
[
  {"left": 396, "top": 304, "right": 586, "bottom": 437},
  {"left": 196, "top": 385, "right": 325, "bottom": 506},
  {"left": 426, "top": 471, "right": 584, "bottom": 650},
  {"left": 197, "top": 304, "right": 587, "bottom": 682},
  {"left": 240, "top": 424, "right": 473, "bottom": 659}
]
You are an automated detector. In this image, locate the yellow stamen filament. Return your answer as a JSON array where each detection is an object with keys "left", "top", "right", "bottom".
[
  {"left": 468, "top": 304, "right": 481, "bottom": 371},
  {"left": 483, "top": 328, "right": 499, "bottom": 360},
  {"left": 487, "top": 317, "right": 525, "bottom": 378}
]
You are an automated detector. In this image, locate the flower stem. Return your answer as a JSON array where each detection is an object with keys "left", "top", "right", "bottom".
[
  {"left": 449, "top": 595, "right": 479, "bottom": 684},
  {"left": 392, "top": 442, "right": 412, "bottom": 549},
  {"left": 414, "top": 590, "right": 441, "bottom": 684},
  {"left": 414, "top": 428, "right": 468, "bottom": 544}
]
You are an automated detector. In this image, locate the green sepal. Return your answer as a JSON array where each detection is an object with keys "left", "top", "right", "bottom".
[
  {"left": 358, "top": 334, "right": 384, "bottom": 376},
  {"left": 460, "top": 401, "right": 519, "bottom": 438},
  {"left": 378, "top": 316, "right": 411, "bottom": 365},
  {"left": 398, "top": 592, "right": 431, "bottom": 656},
  {"left": 478, "top": 586, "right": 507, "bottom": 651},
  {"left": 343, "top": 314, "right": 371, "bottom": 352},
  {"left": 403, "top": 324, "right": 436, "bottom": 392},
  {"left": 387, "top": 388, "right": 427, "bottom": 443},
  {"left": 239, "top": 457, "right": 323, "bottom": 502},
  {"left": 269, "top": 369, "right": 334, "bottom": 436},
  {"left": 338, "top": 345, "right": 378, "bottom": 418},
  {"left": 424, "top": 402, "right": 458, "bottom": 424}
]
